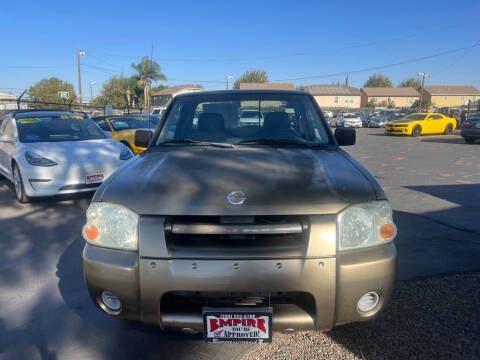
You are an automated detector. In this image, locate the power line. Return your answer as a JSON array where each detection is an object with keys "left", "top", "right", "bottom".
[
  {"left": 270, "top": 41, "right": 480, "bottom": 82},
  {"left": 0, "top": 64, "right": 73, "bottom": 69},
  {"left": 433, "top": 40, "right": 480, "bottom": 75},
  {"left": 85, "top": 24, "right": 471, "bottom": 63}
]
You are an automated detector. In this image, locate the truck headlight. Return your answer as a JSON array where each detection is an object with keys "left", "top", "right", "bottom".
[
  {"left": 119, "top": 145, "right": 133, "bottom": 160},
  {"left": 82, "top": 202, "right": 139, "bottom": 250},
  {"left": 338, "top": 201, "right": 396, "bottom": 251}
]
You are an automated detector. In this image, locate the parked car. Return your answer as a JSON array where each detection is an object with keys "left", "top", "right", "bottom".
[
  {"left": 82, "top": 90, "right": 397, "bottom": 343},
  {"left": 368, "top": 114, "right": 388, "bottom": 128},
  {"left": 0, "top": 110, "right": 133, "bottom": 203},
  {"left": 385, "top": 113, "right": 456, "bottom": 136},
  {"left": 239, "top": 110, "right": 263, "bottom": 125},
  {"left": 151, "top": 107, "right": 166, "bottom": 116},
  {"left": 461, "top": 112, "right": 480, "bottom": 143},
  {"left": 337, "top": 113, "right": 362, "bottom": 128},
  {"left": 323, "top": 110, "right": 333, "bottom": 118},
  {"left": 91, "top": 115, "right": 158, "bottom": 154}
]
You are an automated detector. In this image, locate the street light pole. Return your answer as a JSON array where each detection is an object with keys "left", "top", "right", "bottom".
[
  {"left": 77, "top": 49, "right": 86, "bottom": 105},
  {"left": 417, "top": 72, "right": 431, "bottom": 109},
  {"left": 89, "top": 81, "right": 96, "bottom": 105},
  {"left": 226, "top": 75, "right": 233, "bottom": 90}
]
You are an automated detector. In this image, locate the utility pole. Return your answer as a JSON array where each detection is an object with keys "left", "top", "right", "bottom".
[
  {"left": 77, "top": 49, "right": 86, "bottom": 105},
  {"left": 417, "top": 72, "right": 431, "bottom": 109},
  {"left": 89, "top": 81, "right": 96, "bottom": 105},
  {"left": 226, "top": 75, "right": 233, "bottom": 90}
]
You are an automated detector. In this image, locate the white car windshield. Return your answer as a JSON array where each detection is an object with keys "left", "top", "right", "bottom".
[{"left": 15, "top": 115, "right": 106, "bottom": 143}]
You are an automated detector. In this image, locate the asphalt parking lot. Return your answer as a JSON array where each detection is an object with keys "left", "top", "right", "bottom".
[{"left": 0, "top": 128, "right": 479, "bottom": 360}]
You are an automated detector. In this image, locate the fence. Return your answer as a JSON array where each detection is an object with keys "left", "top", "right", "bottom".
[{"left": 0, "top": 98, "right": 148, "bottom": 118}]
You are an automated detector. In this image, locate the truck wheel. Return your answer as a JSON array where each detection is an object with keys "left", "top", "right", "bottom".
[
  {"left": 444, "top": 124, "right": 453, "bottom": 135},
  {"left": 464, "top": 137, "right": 476, "bottom": 144},
  {"left": 412, "top": 126, "right": 422, "bottom": 137}
]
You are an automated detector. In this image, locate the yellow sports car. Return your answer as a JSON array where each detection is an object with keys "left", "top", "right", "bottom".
[
  {"left": 91, "top": 115, "right": 159, "bottom": 154},
  {"left": 385, "top": 113, "right": 456, "bottom": 136}
]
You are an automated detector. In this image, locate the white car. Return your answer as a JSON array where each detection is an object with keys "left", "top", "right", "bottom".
[
  {"left": 0, "top": 110, "right": 133, "bottom": 203},
  {"left": 337, "top": 113, "right": 362, "bottom": 128},
  {"left": 151, "top": 107, "right": 166, "bottom": 116}
]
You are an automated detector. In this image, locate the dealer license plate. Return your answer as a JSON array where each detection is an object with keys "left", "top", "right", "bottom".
[
  {"left": 86, "top": 173, "right": 104, "bottom": 184},
  {"left": 203, "top": 307, "right": 272, "bottom": 344}
]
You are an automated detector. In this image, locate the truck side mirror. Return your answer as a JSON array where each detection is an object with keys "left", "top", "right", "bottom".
[
  {"left": 134, "top": 130, "right": 153, "bottom": 148},
  {"left": 334, "top": 127, "right": 356, "bottom": 146}
]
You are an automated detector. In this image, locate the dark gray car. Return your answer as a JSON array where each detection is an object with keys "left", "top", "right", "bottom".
[
  {"left": 82, "top": 90, "right": 397, "bottom": 343},
  {"left": 461, "top": 113, "right": 480, "bottom": 143}
]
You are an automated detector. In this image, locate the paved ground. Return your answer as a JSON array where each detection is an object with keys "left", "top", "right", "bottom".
[{"left": 0, "top": 128, "right": 479, "bottom": 359}]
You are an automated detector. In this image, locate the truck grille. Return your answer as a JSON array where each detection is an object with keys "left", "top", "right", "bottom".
[{"left": 164, "top": 216, "right": 310, "bottom": 258}]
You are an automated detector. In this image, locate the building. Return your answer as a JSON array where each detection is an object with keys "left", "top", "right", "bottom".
[
  {"left": 361, "top": 87, "right": 419, "bottom": 108},
  {"left": 151, "top": 85, "right": 204, "bottom": 108},
  {"left": 423, "top": 85, "right": 480, "bottom": 107},
  {"left": 239, "top": 83, "right": 295, "bottom": 90},
  {"left": 0, "top": 93, "right": 18, "bottom": 116},
  {"left": 305, "top": 85, "right": 361, "bottom": 109}
]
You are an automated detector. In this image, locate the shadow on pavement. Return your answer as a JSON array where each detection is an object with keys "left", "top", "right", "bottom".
[
  {"left": 420, "top": 136, "right": 468, "bottom": 144},
  {"left": 326, "top": 273, "right": 480, "bottom": 359}
]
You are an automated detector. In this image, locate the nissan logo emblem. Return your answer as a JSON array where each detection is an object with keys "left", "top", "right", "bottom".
[{"left": 227, "top": 190, "right": 246, "bottom": 205}]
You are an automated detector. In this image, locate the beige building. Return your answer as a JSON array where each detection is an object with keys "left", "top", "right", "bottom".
[
  {"left": 151, "top": 85, "right": 204, "bottom": 107},
  {"left": 423, "top": 85, "right": 480, "bottom": 107},
  {"left": 361, "top": 87, "right": 419, "bottom": 108},
  {"left": 305, "top": 85, "right": 361, "bottom": 109},
  {"left": 239, "top": 83, "right": 295, "bottom": 90},
  {"left": 0, "top": 92, "right": 18, "bottom": 113}
]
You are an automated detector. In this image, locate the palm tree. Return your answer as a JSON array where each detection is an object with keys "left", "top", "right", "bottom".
[{"left": 131, "top": 57, "right": 167, "bottom": 108}]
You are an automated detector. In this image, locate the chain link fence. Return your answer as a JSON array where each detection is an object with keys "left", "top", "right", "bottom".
[{"left": 0, "top": 98, "right": 148, "bottom": 118}]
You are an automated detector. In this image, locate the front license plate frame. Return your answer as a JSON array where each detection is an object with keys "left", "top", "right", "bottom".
[
  {"left": 203, "top": 307, "right": 272, "bottom": 344},
  {"left": 86, "top": 173, "right": 104, "bottom": 184}
]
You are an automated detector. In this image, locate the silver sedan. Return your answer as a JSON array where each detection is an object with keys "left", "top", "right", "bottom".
[{"left": 0, "top": 110, "right": 133, "bottom": 203}]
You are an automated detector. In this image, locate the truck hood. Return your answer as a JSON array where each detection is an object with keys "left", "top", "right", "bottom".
[{"left": 98, "top": 147, "right": 380, "bottom": 215}]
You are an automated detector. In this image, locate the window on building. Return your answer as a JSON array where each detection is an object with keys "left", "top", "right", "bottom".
[
  {"left": 344, "top": 96, "right": 353, "bottom": 104},
  {"left": 460, "top": 96, "right": 464, "bottom": 101},
  {"left": 334, "top": 96, "right": 338, "bottom": 103},
  {"left": 475, "top": 96, "right": 478, "bottom": 101},
  {"left": 444, "top": 96, "right": 448, "bottom": 100}
]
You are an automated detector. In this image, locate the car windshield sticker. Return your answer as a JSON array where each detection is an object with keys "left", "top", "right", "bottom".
[{"left": 17, "top": 118, "right": 40, "bottom": 124}]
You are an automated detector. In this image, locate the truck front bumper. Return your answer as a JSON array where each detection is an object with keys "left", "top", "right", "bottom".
[{"left": 83, "top": 242, "right": 396, "bottom": 332}]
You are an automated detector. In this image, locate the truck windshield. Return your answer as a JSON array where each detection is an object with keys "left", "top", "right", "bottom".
[{"left": 155, "top": 93, "right": 331, "bottom": 146}]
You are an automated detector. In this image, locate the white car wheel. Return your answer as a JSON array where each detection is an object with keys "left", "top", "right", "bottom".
[{"left": 13, "top": 164, "right": 28, "bottom": 203}]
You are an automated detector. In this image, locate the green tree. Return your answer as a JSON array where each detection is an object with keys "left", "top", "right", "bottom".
[
  {"left": 151, "top": 84, "right": 169, "bottom": 93},
  {"left": 296, "top": 85, "right": 308, "bottom": 91},
  {"left": 412, "top": 99, "right": 433, "bottom": 108},
  {"left": 233, "top": 69, "right": 268, "bottom": 89},
  {"left": 28, "top": 77, "right": 77, "bottom": 106},
  {"left": 398, "top": 77, "right": 422, "bottom": 91},
  {"left": 92, "top": 75, "right": 130, "bottom": 108},
  {"left": 363, "top": 73, "right": 393, "bottom": 88},
  {"left": 131, "top": 56, "right": 167, "bottom": 108}
]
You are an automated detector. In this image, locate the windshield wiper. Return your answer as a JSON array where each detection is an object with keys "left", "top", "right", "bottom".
[
  {"left": 159, "top": 139, "right": 234, "bottom": 148},
  {"left": 235, "top": 138, "right": 311, "bottom": 146}
]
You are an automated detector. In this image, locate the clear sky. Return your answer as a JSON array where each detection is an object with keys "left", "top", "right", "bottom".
[{"left": 1, "top": 0, "right": 479, "bottom": 97}]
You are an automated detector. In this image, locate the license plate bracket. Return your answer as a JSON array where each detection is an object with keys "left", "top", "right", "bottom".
[
  {"left": 86, "top": 173, "right": 104, "bottom": 184},
  {"left": 203, "top": 307, "right": 272, "bottom": 344}
]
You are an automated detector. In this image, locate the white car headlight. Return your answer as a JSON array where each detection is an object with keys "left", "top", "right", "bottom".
[
  {"left": 338, "top": 200, "right": 396, "bottom": 251},
  {"left": 82, "top": 202, "right": 139, "bottom": 250},
  {"left": 25, "top": 151, "right": 57, "bottom": 167}
]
